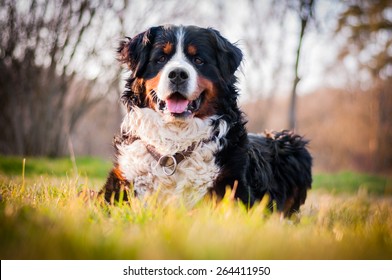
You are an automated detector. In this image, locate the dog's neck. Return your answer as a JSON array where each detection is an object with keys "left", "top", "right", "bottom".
[{"left": 120, "top": 107, "right": 222, "bottom": 155}]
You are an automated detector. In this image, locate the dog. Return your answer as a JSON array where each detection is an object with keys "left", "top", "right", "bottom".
[{"left": 100, "top": 25, "right": 312, "bottom": 217}]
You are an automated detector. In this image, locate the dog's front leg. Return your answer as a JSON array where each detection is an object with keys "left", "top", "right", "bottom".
[{"left": 100, "top": 167, "right": 132, "bottom": 204}]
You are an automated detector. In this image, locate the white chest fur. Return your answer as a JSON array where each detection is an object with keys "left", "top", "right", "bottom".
[{"left": 117, "top": 108, "right": 228, "bottom": 207}]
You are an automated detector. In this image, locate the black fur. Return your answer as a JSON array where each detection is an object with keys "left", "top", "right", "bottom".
[{"left": 102, "top": 25, "right": 312, "bottom": 217}]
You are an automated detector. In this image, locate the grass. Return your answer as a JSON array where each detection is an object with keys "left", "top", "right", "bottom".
[
  {"left": 0, "top": 156, "right": 391, "bottom": 259},
  {"left": 313, "top": 171, "right": 392, "bottom": 196},
  {"left": 0, "top": 155, "right": 111, "bottom": 179}
]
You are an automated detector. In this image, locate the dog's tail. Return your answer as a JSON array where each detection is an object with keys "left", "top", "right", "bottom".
[{"left": 265, "top": 130, "right": 312, "bottom": 216}]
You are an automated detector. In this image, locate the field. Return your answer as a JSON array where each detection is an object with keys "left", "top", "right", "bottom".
[{"left": 0, "top": 156, "right": 391, "bottom": 259}]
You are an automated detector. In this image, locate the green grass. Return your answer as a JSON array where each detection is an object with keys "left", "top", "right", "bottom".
[
  {"left": 0, "top": 155, "right": 111, "bottom": 179},
  {"left": 0, "top": 156, "right": 391, "bottom": 259},
  {"left": 313, "top": 171, "right": 392, "bottom": 195}
]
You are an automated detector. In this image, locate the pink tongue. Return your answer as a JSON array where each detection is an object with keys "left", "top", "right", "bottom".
[{"left": 166, "top": 98, "right": 189, "bottom": 114}]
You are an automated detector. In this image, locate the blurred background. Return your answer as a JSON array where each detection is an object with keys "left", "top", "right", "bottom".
[{"left": 0, "top": 0, "right": 391, "bottom": 174}]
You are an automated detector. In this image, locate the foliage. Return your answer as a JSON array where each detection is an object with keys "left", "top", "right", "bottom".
[
  {"left": 0, "top": 156, "right": 391, "bottom": 259},
  {"left": 334, "top": 0, "right": 392, "bottom": 171},
  {"left": 0, "top": 0, "right": 193, "bottom": 157},
  {"left": 0, "top": 0, "right": 123, "bottom": 156},
  {"left": 336, "top": 0, "right": 392, "bottom": 79}
]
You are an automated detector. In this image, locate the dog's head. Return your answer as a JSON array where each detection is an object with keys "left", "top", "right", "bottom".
[{"left": 118, "top": 25, "right": 243, "bottom": 120}]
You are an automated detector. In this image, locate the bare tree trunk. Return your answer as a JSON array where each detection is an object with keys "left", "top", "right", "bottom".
[
  {"left": 289, "top": 18, "right": 306, "bottom": 130},
  {"left": 288, "top": 0, "right": 314, "bottom": 130}
]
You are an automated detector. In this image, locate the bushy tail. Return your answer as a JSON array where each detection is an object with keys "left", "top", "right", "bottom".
[{"left": 265, "top": 130, "right": 312, "bottom": 215}]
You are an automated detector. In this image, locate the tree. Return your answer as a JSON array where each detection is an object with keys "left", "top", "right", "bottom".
[
  {"left": 336, "top": 0, "right": 392, "bottom": 80},
  {"left": 0, "top": 0, "right": 124, "bottom": 156},
  {"left": 287, "top": 0, "right": 315, "bottom": 130},
  {"left": 0, "top": 0, "right": 193, "bottom": 157},
  {"left": 335, "top": 0, "right": 392, "bottom": 171}
]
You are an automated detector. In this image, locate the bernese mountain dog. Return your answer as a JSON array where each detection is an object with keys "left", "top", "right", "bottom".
[{"left": 101, "top": 25, "right": 312, "bottom": 217}]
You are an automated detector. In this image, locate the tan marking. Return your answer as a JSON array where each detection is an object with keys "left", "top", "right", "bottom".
[
  {"left": 187, "top": 44, "right": 197, "bottom": 56},
  {"left": 282, "top": 197, "right": 295, "bottom": 217},
  {"left": 230, "top": 180, "right": 239, "bottom": 201},
  {"left": 163, "top": 42, "right": 173, "bottom": 55},
  {"left": 145, "top": 72, "right": 162, "bottom": 109},
  {"left": 113, "top": 166, "right": 126, "bottom": 181},
  {"left": 194, "top": 76, "right": 218, "bottom": 118},
  {"left": 282, "top": 186, "right": 298, "bottom": 217}
]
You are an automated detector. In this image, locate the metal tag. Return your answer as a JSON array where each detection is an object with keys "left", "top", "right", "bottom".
[{"left": 158, "top": 155, "right": 177, "bottom": 176}]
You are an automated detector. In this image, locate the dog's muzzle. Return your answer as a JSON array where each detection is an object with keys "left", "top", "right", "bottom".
[{"left": 158, "top": 92, "right": 204, "bottom": 118}]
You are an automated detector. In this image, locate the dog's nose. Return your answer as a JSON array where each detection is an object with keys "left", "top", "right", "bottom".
[{"left": 168, "top": 68, "right": 189, "bottom": 85}]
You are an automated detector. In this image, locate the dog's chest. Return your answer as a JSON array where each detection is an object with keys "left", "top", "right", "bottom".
[
  {"left": 116, "top": 109, "right": 225, "bottom": 207},
  {"left": 117, "top": 139, "right": 219, "bottom": 206}
]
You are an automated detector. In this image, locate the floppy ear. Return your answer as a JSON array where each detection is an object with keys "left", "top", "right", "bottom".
[
  {"left": 117, "top": 27, "right": 160, "bottom": 77},
  {"left": 118, "top": 27, "right": 163, "bottom": 110},
  {"left": 208, "top": 28, "right": 243, "bottom": 82}
]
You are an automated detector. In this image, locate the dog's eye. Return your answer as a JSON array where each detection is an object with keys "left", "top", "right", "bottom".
[
  {"left": 193, "top": 57, "right": 204, "bottom": 65},
  {"left": 157, "top": 56, "right": 167, "bottom": 64}
]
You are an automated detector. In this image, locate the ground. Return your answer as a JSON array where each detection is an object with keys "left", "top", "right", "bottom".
[{"left": 0, "top": 156, "right": 391, "bottom": 259}]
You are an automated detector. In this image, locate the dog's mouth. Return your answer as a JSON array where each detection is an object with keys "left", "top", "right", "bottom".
[{"left": 158, "top": 92, "right": 204, "bottom": 118}]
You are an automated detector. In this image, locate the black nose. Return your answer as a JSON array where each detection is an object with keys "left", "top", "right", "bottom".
[{"left": 168, "top": 68, "right": 189, "bottom": 85}]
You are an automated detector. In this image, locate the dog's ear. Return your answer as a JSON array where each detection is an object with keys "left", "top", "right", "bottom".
[
  {"left": 117, "top": 27, "right": 160, "bottom": 77},
  {"left": 118, "top": 27, "right": 161, "bottom": 110},
  {"left": 208, "top": 28, "right": 243, "bottom": 82}
]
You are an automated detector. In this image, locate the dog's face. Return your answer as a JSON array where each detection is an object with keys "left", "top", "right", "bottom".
[{"left": 118, "top": 25, "right": 243, "bottom": 120}]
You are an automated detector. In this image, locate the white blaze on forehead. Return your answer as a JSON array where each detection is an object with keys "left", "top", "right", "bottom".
[{"left": 157, "top": 27, "right": 198, "bottom": 101}]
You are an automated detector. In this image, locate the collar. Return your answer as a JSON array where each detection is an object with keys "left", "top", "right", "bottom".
[{"left": 125, "top": 135, "right": 204, "bottom": 176}]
